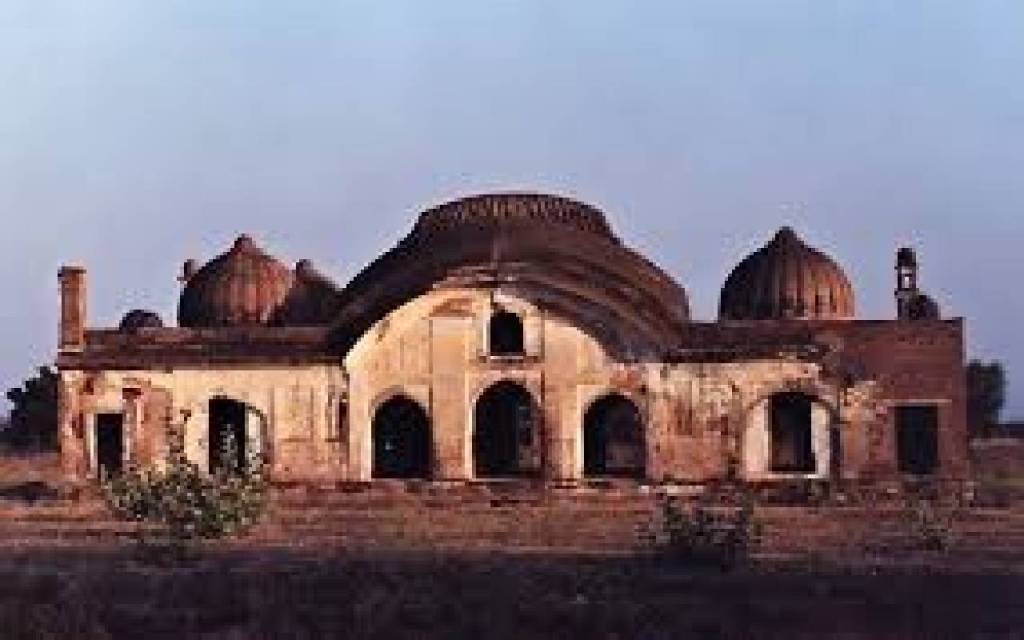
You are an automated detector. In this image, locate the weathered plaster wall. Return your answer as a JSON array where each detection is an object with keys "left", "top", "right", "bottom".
[
  {"left": 342, "top": 286, "right": 887, "bottom": 483},
  {"left": 59, "top": 365, "right": 345, "bottom": 482},
  {"left": 58, "top": 292, "right": 966, "bottom": 486}
]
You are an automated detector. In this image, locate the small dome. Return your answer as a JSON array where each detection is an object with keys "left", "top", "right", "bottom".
[
  {"left": 178, "top": 235, "right": 295, "bottom": 328},
  {"left": 907, "top": 293, "right": 940, "bottom": 320},
  {"left": 275, "top": 259, "right": 345, "bottom": 325},
  {"left": 720, "top": 227, "right": 855, "bottom": 321},
  {"left": 119, "top": 309, "right": 163, "bottom": 332}
]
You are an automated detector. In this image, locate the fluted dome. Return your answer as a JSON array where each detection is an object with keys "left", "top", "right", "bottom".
[
  {"left": 178, "top": 235, "right": 295, "bottom": 328},
  {"left": 720, "top": 227, "right": 855, "bottom": 321},
  {"left": 119, "top": 309, "right": 163, "bottom": 332}
]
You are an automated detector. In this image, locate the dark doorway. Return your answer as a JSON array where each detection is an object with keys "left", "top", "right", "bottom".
[
  {"left": 373, "top": 396, "right": 431, "bottom": 479},
  {"left": 489, "top": 311, "right": 524, "bottom": 356},
  {"left": 95, "top": 413, "right": 124, "bottom": 478},
  {"left": 896, "top": 405, "right": 939, "bottom": 475},
  {"left": 583, "top": 394, "right": 645, "bottom": 477},
  {"left": 474, "top": 382, "right": 535, "bottom": 477},
  {"left": 770, "top": 393, "right": 815, "bottom": 473},
  {"left": 209, "top": 398, "right": 247, "bottom": 474}
]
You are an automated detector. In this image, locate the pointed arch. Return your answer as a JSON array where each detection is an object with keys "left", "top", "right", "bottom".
[
  {"left": 473, "top": 381, "right": 538, "bottom": 477},
  {"left": 372, "top": 395, "right": 431, "bottom": 479},
  {"left": 583, "top": 393, "right": 645, "bottom": 478}
]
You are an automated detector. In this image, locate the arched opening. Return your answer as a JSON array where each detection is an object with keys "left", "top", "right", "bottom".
[
  {"left": 489, "top": 311, "right": 524, "bottom": 356},
  {"left": 769, "top": 392, "right": 815, "bottom": 473},
  {"left": 372, "top": 396, "right": 431, "bottom": 479},
  {"left": 209, "top": 397, "right": 248, "bottom": 474},
  {"left": 474, "top": 381, "right": 536, "bottom": 477},
  {"left": 583, "top": 394, "right": 645, "bottom": 478}
]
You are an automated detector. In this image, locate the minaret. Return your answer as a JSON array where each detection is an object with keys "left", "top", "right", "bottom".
[{"left": 895, "top": 247, "right": 919, "bottom": 320}]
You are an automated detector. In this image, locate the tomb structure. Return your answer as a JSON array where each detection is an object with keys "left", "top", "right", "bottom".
[{"left": 55, "top": 193, "right": 968, "bottom": 487}]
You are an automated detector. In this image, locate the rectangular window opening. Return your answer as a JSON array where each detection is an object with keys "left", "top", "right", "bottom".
[{"left": 896, "top": 405, "right": 939, "bottom": 475}]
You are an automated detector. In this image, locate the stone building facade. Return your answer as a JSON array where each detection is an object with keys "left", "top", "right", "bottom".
[{"left": 55, "top": 193, "right": 969, "bottom": 486}]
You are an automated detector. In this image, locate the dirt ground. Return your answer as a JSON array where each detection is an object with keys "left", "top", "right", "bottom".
[
  {"left": 0, "top": 547, "right": 1021, "bottom": 640},
  {"left": 2, "top": 452, "right": 1022, "bottom": 639}
]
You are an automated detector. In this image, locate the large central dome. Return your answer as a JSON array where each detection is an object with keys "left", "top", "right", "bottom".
[{"left": 331, "top": 193, "right": 690, "bottom": 355}]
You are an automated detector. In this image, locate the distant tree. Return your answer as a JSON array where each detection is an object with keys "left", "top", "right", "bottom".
[
  {"left": 966, "top": 360, "right": 1006, "bottom": 437},
  {"left": 3, "top": 366, "right": 59, "bottom": 451}
]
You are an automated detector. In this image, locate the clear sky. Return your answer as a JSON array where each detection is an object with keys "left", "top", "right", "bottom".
[{"left": 1, "top": 2, "right": 1022, "bottom": 416}]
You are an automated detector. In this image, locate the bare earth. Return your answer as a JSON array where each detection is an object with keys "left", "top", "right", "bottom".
[{"left": 1, "top": 453, "right": 1022, "bottom": 640}]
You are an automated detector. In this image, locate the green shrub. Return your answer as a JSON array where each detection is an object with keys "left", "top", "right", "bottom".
[{"left": 102, "top": 426, "right": 267, "bottom": 562}]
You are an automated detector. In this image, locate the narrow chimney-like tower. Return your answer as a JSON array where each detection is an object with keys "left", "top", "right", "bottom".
[
  {"left": 180, "top": 259, "right": 198, "bottom": 284},
  {"left": 58, "top": 266, "right": 87, "bottom": 351},
  {"left": 895, "top": 247, "right": 918, "bottom": 320}
]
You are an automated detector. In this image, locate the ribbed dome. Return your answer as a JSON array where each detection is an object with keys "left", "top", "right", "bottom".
[
  {"left": 719, "top": 227, "right": 855, "bottom": 321},
  {"left": 119, "top": 309, "right": 163, "bottom": 332},
  {"left": 178, "top": 235, "right": 295, "bottom": 328}
]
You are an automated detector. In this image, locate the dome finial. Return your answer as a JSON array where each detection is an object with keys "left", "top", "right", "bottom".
[
  {"left": 233, "top": 234, "right": 255, "bottom": 251},
  {"left": 774, "top": 226, "right": 799, "bottom": 243}
]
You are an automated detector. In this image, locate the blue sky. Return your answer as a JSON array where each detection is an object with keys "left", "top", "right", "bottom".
[{"left": 1, "top": 2, "right": 1022, "bottom": 415}]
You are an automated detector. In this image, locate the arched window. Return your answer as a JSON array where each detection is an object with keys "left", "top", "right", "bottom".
[
  {"left": 583, "top": 394, "right": 645, "bottom": 478},
  {"left": 489, "top": 311, "right": 524, "bottom": 356},
  {"left": 372, "top": 396, "right": 431, "bottom": 479},
  {"left": 769, "top": 392, "right": 815, "bottom": 473},
  {"left": 474, "top": 381, "right": 536, "bottom": 477}
]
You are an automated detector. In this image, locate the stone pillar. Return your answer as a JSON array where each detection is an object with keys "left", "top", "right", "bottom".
[
  {"left": 743, "top": 400, "right": 769, "bottom": 481},
  {"left": 543, "top": 386, "right": 574, "bottom": 481},
  {"left": 811, "top": 402, "right": 831, "bottom": 478},
  {"left": 57, "top": 376, "right": 87, "bottom": 481},
  {"left": 58, "top": 266, "right": 87, "bottom": 352},
  {"left": 345, "top": 378, "right": 372, "bottom": 482},
  {"left": 430, "top": 317, "right": 472, "bottom": 481},
  {"left": 83, "top": 412, "right": 97, "bottom": 478},
  {"left": 122, "top": 388, "right": 144, "bottom": 469}
]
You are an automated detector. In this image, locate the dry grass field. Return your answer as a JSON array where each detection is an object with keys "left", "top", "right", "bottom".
[{"left": 2, "top": 452, "right": 1023, "bottom": 639}]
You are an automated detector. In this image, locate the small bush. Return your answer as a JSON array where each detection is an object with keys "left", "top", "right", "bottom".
[
  {"left": 906, "top": 498, "right": 955, "bottom": 552},
  {"left": 640, "top": 492, "right": 760, "bottom": 570},
  {"left": 102, "top": 427, "right": 267, "bottom": 563}
]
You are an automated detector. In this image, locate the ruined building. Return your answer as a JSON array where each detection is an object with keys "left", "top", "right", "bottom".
[{"left": 55, "top": 193, "right": 968, "bottom": 486}]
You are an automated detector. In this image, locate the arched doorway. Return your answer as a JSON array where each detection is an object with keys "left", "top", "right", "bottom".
[
  {"left": 583, "top": 394, "right": 645, "bottom": 478},
  {"left": 474, "top": 381, "right": 537, "bottom": 477},
  {"left": 372, "top": 396, "right": 431, "bottom": 479},
  {"left": 209, "top": 397, "right": 247, "bottom": 474}
]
